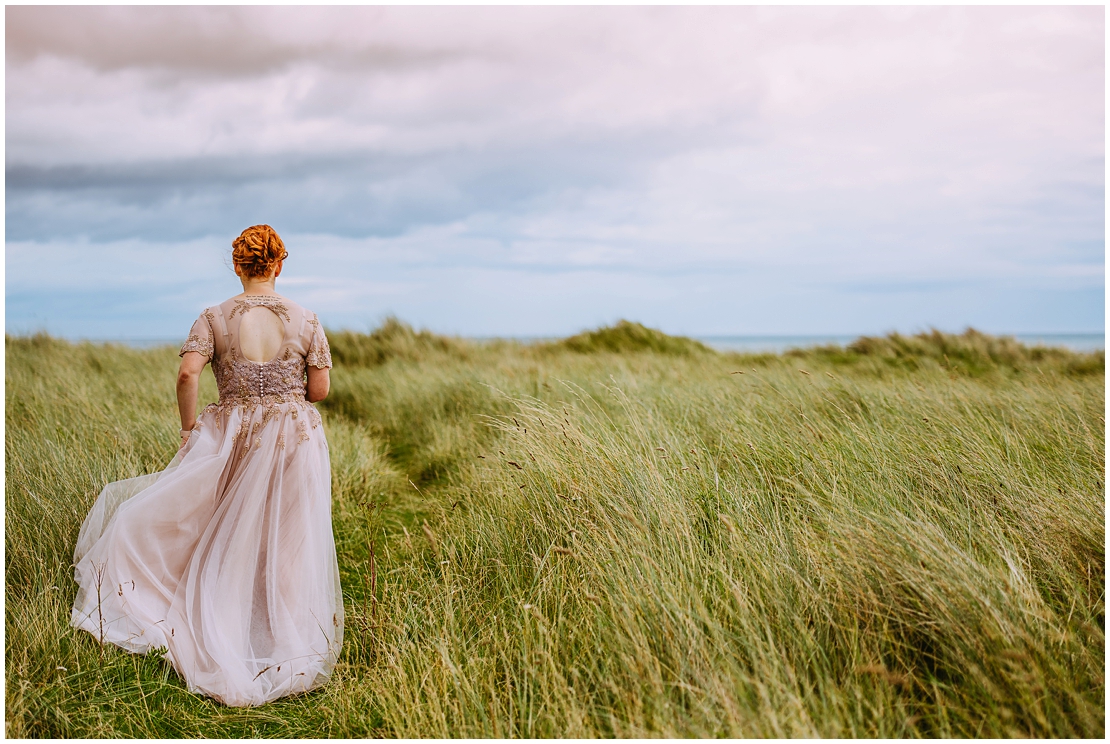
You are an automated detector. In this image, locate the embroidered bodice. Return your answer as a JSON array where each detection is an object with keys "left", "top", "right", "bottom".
[{"left": 179, "top": 295, "right": 332, "bottom": 404}]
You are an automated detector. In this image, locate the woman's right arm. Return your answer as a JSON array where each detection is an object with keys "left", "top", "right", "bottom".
[{"left": 177, "top": 351, "right": 208, "bottom": 449}]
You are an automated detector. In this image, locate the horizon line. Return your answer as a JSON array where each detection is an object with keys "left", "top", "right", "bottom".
[{"left": 8, "top": 329, "right": 1105, "bottom": 347}]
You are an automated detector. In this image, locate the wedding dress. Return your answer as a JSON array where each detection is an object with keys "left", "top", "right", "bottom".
[{"left": 71, "top": 294, "right": 343, "bottom": 707}]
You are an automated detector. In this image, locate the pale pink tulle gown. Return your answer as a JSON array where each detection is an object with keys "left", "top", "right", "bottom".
[{"left": 71, "top": 294, "right": 343, "bottom": 707}]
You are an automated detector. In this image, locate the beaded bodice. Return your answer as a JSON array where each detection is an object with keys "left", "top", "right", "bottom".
[
  {"left": 214, "top": 349, "right": 307, "bottom": 402},
  {"left": 180, "top": 295, "right": 332, "bottom": 405}
]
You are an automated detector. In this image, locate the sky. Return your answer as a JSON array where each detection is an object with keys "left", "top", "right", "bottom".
[{"left": 5, "top": 5, "right": 1105, "bottom": 340}]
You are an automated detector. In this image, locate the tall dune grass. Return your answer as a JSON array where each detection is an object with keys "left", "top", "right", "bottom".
[{"left": 5, "top": 325, "right": 1104, "bottom": 737}]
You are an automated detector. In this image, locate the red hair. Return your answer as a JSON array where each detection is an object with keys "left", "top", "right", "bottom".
[{"left": 232, "top": 225, "right": 288, "bottom": 278}]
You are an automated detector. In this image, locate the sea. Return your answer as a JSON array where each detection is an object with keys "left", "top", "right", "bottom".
[{"left": 696, "top": 333, "right": 1105, "bottom": 354}]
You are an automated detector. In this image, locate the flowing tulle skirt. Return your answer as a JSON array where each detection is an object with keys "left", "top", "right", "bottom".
[{"left": 71, "top": 398, "right": 343, "bottom": 707}]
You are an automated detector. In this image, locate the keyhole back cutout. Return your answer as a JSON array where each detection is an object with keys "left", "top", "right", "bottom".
[{"left": 238, "top": 306, "right": 285, "bottom": 363}]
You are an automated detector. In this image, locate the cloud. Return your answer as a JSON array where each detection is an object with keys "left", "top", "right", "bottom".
[
  {"left": 5, "top": 5, "right": 1103, "bottom": 337},
  {"left": 5, "top": 6, "right": 467, "bottom": 77}
]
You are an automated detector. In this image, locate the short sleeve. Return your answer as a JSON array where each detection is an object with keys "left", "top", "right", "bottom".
[
  {"left": 179, "top": 310, "right": 215, "bottom": 360},
  {"left": 306, "top": 313, "right": 332, "bottom": 369}
]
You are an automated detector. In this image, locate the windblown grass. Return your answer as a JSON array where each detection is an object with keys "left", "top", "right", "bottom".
[
  {"left": 549, "top": 319, "right": 712, "bottom": 356},
  {"left": 5, "top": 324, "right": 1104, "bottom": 737}
]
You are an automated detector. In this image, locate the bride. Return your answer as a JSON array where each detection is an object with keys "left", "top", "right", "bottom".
[{"left": 70, "top": 225, "right": 343, "bottom": 707}]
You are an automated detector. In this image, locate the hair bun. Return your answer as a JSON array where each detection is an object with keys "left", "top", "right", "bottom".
[{"left": 232, "top": 225, "right": 288, "bottom": 279}]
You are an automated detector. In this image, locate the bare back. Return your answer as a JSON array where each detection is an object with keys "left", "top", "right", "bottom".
[{"left": 238, "top": 305, "right": 286, "bottom": 362}]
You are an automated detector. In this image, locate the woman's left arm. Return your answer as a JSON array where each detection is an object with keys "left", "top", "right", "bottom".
[{"left": 306, "top": 366, "right": 330, "bottom": 403}]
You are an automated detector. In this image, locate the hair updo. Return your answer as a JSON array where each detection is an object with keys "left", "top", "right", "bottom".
[{"left": 232, "top": 225, "right": 288, "bottom": 279}]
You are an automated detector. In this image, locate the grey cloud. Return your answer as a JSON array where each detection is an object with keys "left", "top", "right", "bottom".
[
  {"left": 5, "top": 6, "right": 470, "bottom": 78},
  {"left": 5, "top": 129, "right": 680, "bottom": 243}
]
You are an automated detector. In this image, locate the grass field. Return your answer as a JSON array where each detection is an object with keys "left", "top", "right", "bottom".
[{"left": 5, "top": 321, "right": 1105, "bottom": 737}]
